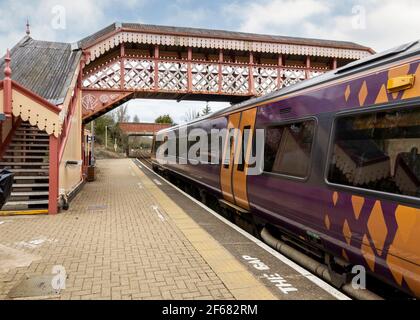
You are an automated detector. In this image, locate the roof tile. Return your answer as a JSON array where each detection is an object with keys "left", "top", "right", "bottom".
[{"left": 0, "top": 36, "right": 81, "bottom": 104}]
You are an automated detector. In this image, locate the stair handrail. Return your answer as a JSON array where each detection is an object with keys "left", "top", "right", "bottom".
[{"left": 58, "top": 85, "right": 79, "bottom": 162}]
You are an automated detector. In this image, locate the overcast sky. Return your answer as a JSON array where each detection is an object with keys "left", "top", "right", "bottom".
[{"left": 1, "top": 0, "right": 420, "bottom": 123}]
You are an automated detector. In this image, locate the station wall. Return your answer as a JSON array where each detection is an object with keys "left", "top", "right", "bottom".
[{"left": 59, "top": 90, "right": 83, "bottom": 196}]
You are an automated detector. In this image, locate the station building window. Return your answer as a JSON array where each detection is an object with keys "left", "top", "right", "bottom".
[
  {"left": 328, "top": 106, "right": 420, "bottom": 197},
  {"left": 264, "top": 120, "right": 315, "bottom": 178}
]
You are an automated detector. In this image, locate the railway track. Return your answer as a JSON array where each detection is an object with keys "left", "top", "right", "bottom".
[{"left": 135, "top": 153, "right": 413, "bottom": 300}]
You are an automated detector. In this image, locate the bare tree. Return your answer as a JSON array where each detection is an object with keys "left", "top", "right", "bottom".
[
  {"left": 183, "top": 108, "right": 200, "bottom": 122},
  {"left": 133, "top": 114, "right": 140, "bottom": 123},
  {"left": 113, "top": 103, "right": 130, "bottom": 123}
]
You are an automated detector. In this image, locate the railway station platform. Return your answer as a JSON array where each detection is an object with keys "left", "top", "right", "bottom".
[{"left": 0, "top": 159, "right": 348, "bottom": 300}]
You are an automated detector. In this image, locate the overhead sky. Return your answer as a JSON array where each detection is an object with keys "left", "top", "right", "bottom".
[{"left": 1, "top": 0, "right": 420, "bottom": 123}]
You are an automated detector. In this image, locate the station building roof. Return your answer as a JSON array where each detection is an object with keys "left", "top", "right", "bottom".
[{"left": 0, "top": 36, "right": 81, "bottom": 105}]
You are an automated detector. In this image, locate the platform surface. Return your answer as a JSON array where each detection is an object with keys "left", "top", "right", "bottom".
[{"left": 0, "top": 159, "right": 347, "bottom": 300}]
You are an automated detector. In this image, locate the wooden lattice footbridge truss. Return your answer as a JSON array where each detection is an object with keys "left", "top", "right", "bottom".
[{"left": 80, "top": 23, "right": 373, "bottom": 122}]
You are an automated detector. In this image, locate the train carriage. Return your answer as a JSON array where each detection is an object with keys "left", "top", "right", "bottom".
[{"left": 151, "top": 40, "right": 420, "bottom": 298}]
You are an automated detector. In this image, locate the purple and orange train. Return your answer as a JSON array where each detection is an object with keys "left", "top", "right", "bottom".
[{"left": 152, "top": 41, "right": 420, "bottom": 298}]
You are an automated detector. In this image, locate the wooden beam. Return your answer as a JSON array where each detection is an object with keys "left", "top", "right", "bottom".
[
  {"left": 332, "top": 57, "right": 338, "bottom": 69},
  {"left": 120, "top": 43, "right": 125, "bottom": 89},
  {"left": 277, "top": 54, "right": 283, "bottom": 89},
  {"left": 248, "top": 52, "right": 255, "bottom": 95},
  {"left": 187, "top": 47, "right": 193, "bottom": 92},
  {"left": 218, "top": 49, "right": 223, "bottom": 94},
  {"left": 48, "top": 135, "right": 59, "bottom": 215},
  {"left": 81, "top": 123, "right": 86, "bottom": 180},
  {"left": 3, "top": 49, "right": 12, "bottom": 117},
  {"left": 305, "top": 55, "right": 311, "bottom": 79},
  {"left": 154, "top": 45, "right": 159, "bottom": 91},
  {"left": 58, "top": 88, "right": 79, "bottom": 163}
]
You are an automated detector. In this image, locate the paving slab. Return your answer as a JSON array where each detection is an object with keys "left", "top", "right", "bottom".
[
  {"left": 134, "top": 158, "right": 350, "bottom": 300},
  {"left": 0, "top": 159, "right": 273, "bottom": 300}
]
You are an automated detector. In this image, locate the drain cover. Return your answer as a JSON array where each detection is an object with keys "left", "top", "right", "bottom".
[{"left": 7, "top": 275, "right": 61, "bottom": 299}]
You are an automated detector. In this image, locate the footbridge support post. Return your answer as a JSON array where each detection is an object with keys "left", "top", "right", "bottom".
[{"left": 49, "top": 135, "right": 59, "bottom": 214}]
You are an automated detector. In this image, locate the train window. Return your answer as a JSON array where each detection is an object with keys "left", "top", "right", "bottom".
[
  {"left": 178, "top": 129, "right": 188, "bottom": 160},
  {"left": 175, "top": 130, "right": 179, "bottom": 158},
  {"left": 177, "top": 136, "right": 180, "bottom": 158},
  {"left": 223, "top": 129, "right": 235, "bottom": 169},
  {"left": 249, "top": 127, "right": 257, "bottom": 169},
  {"left": 328, "top": 106, "right": 420, "bottom": 197},
  {"left": 164, "top": 136, "right": 169, "bottom": 157},
  {"left": 207, "top": 132, "right": 212, "bottom": 163},
  {"left": 152, "top": 137, "right": 158, "bottom": 154},
  {"left": 187, "top": 131, "right": 194, "bottom": 158},
  {"left": 238, "top": 125, "right": 251, "bottom": 172},
  {"left": 187, "top": 133, "right": 200, "bottom": 158},
  {"left": 264, "top": 120, "right": 315, "bottom": 178}
]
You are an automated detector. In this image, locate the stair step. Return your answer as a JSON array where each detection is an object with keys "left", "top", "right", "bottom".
[
  {"left": 11, "top": 191, "right": 49, "bottom": 196},
  {"left": 13, "top": 176, "right": 49, "bottom": 180},
  {"left": 3, "top": 200, "right": 49, "bottom": 206},
  {"left": 12, "top": 138, "right": 49, "bottom": 142},
  {"left": 15, "top": 131, "right": 45, "bottom": 135},
  {"left": 18, "top": 126, "right": 36, "bottom": 129},
  {"left": 6, "top": 169, "right": 49, "bottom": 173},
  {"left": 13, "top": 135, "right": 49, "bottom": 138},
  {"left": 6, "top": 150, "right": 49, "bottom": 154},
  {"left": 0, "top": 162, "right": 48, "bottom": 166},
  {"left": 1, "top": 200, "right": 49, "bottom": 210},
  {"left": 9, "top": 144, "right": 49, "bottom": 147},
  {"left": 12, "top": 183, "right": 50, "bottom": 188},
  {"left": 19, "top": 124, "right": 37, "bottom": 128},
  {"left": 13, "top": 133, "right": 49, "bottom": 137},
  {"left": 14, "top": 132, "right": 48, "bottom": 137},
  {"left": 2, "top": 155, "right": 47, "bottom": 159}
]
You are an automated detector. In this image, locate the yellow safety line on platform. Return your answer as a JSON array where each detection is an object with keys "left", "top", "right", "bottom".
[
  {"left": 130, "top": 162, "right": 277, "bottom": 300},
  {"left": 0, "top": 209, "right": 48, "bottom": 216}
]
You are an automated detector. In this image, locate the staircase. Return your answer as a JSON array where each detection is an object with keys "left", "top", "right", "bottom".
[{"left": 0, "top": 121, "right": 50, "bottom": 212}]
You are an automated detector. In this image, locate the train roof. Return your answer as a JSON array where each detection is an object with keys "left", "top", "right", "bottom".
[{"left": 159, "top": 40, "right": 420, "bottom": 133}]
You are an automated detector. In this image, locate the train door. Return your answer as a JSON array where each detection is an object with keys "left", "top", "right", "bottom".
[
  {"left": 220, "top": 108, "right": 257, "bottom": 210},
  {"left": 220, "top": 112, "right": 240, "bottom": 203}
]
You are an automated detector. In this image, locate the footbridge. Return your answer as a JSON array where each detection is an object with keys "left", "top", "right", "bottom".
[
  {"left": 119, "top": 122, "right": 171, "bottom": 137},
  {"left": 0, "top": 22, "right": 373, "bottom": 214}
]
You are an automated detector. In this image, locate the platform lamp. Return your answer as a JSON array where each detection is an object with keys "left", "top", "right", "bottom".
[
  {"left": 105, "top": 125, "right": 108, "bottom": 149},
  {"left": 90, "top": 120, "right": 95, "bottom": 166}
]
